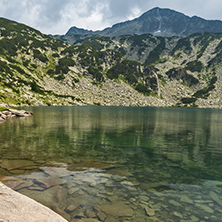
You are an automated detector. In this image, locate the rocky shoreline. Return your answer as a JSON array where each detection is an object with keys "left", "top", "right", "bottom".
[
  {"left": 0, "top": 108, "right": 33, "bottom": 123},
  {"left": 0, "top": 182, "right": 68, "bottom": 222}
]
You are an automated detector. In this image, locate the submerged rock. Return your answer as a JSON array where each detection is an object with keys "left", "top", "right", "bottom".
[
  {"left": 144, "top": 206, "right": 155, "bottom": 217},
  {"left": 99, "top": 202, "right": 134, "bottom": 217},
  {"left": 195, "top": 203, "right": 214, "bottom": 214},
  {"left": 52, "top": 204, "right": 71, "bottom": 221},
  {"left": 34, "top": 177, "right": 66, "bottom": 188},
  {"left": 209, "top": 191, "right": 222, "bottom": 207},
  {"left": 66, "top": 204, "right": 77, "bottom": 213},
  {"left": 0, "top": 159, "right": 37, "bottom": 171}
]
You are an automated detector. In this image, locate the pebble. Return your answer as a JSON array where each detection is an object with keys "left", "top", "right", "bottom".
[
  {"left": 180, "top": 195, "right": 194, "bottom": 204},
  {"left": 209, "top": 191, "right": 222, "bottom": 207},
  {"left": 97, "top": 211, "right": 107, "bottom": 221},
  {"left": 68, "top": 187, "right": 80, "bottom": 195},
  {"left": 191, "top": 215, "right": 199, "bottom": 222},
  {"left": 144, "top": 206, "right": 155, "bottom": 217},
  {"left": 169, "top": 199, "right": 182, "bottom": 207},
  {"left": 195, "top": 203, "right": 214, "bottom": 214},
  {"left": 66, "top": 205, "right": 77, "bottom": 212},
  {"left": 173, "top": 211, "right": 183, "bottom": 218}
]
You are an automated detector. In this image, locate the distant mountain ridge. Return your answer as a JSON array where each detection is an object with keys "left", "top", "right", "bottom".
[{"left": 65, "top": 7, "right": 222, "bottom": 39}]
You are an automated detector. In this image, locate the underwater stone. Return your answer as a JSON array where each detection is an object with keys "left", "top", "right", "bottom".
[
  {"left": 169, "top": 199, "right": 182, "bottom": 207},
  {"left": 99, "top": 202, "right": 134, "bottom": 217},
  {"left": 190, "top": 215, "right": 199, "bottom": 222},
  {"left": 173, "top": 211, "right": 183, "bottom": 218},
  {"left": 180, "top": 195, "right": 194, "bottom": 204},
  {"left": 209, "top": 191, "right": 222, "bottom": 207},
  {"left": 195, "top": 203, "right": 214, "bottom": 214},
  {"left": 144, "top": 206, "right": 155, "bottom": 217}
]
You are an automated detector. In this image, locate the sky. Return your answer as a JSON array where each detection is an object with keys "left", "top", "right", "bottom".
[{"left": 0, "top": 0, "right": 222, "bottom": 35}]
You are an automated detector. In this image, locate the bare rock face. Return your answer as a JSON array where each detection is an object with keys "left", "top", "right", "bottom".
[{"left": 0, "top": 182, "right": 68, "bottom": 222}]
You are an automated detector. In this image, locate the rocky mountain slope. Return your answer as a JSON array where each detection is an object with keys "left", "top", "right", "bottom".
[
  {"left": 0, "top": 17, "right": 222, "bottom": 108},
  {"left": 57, "top": 7, "right": 222, "bottom": 45}
]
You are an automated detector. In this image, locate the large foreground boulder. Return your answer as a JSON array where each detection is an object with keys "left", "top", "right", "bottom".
[{"left": 0, "top": 182, "right": 67, "bottom": 222}]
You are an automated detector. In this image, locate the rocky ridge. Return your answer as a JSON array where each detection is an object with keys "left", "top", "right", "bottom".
[{"left": 61, "top": 7, "right": 222, "bottom": 42}]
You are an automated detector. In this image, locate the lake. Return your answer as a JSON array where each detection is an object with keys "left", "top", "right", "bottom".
[{"left": 1, "top": 106, "right": 222, "bottom": 221}]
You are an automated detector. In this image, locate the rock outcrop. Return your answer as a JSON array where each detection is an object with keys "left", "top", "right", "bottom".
[
  {"left": 0, "top": 182, "right": 68, "bottom": 222},
  {"left": 0, "top": 108, "right": 33, "bottom": 123}
]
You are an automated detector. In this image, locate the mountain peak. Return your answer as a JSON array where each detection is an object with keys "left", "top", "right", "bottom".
[
  {"left": 65, "top": 7, "right": 222, "bottom": 38},
  {"left": 66, "top": 26, "right": 93, "bottom": 35}
]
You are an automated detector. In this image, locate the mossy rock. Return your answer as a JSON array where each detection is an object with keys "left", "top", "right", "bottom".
[{"left": 0, "top": 107, "right": 7, "bottom": 112}]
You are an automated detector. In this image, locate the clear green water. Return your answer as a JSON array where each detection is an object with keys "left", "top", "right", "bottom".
[{"left": 1, "top": 106, "right": 222, "bottom": 221}]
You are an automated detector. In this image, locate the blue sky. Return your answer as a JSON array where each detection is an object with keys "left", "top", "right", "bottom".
[{"left": 0, "top": 0, "right": 221, "bottom": 35}]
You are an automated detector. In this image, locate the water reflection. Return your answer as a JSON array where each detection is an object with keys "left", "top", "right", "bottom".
[{"left": 1, "top": 107, "right": 222, "bottom": 221}]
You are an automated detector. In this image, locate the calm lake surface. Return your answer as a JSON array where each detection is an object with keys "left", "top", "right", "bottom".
[{"left": 1, "top": 106, "right": 222, "bottom": 221}]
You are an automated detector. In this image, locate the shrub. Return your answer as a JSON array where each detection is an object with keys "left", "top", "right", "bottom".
[
  {"left": 47, "top": 69, "right": 54, "bottom": 76},
  {"left": 10, "top": 64, "right": 26, "bottom": 74},
  {"left": 172, "top": 38, "right": 192, "bottom": 54},
  {"left": 166, "top": 68, "right": 199, "bottom": 86},
  {"left": 22, "top": 60, "right": 30, "bottom": 67},
  {"left": 107, "top": 66, "right": 119, "bottom": 79},
  {"left": 31, "top": 64, "right": 37, "bottom": 69},
  {"left": 181, "top": 97, "right": 197, "bottom": 104},
  {"left": 0, "top": 38, "right": 17, "bottom": 56},
  {"left": 88, "top": 66, "right": 104, "bottom": 82},
  {"left": 33, "top": 49, "right": 48, "bottom": 63},
  {"left": 55, "top": 57, "right": 75, "bottom": 74},
  {"left": 30, "top": 81, "right": 44, "bottom": 94},
  {"left": 61, "top": 46, "right": 75, "bottom": 56},
  {"left": 52, "top": 53, "right": 60, "bottom": 58},
  {"left": 186, "top": 61, "right": 203, "bottom": 72},
  {"left": 30, "top": 39, "right": 46, "bottom": 50},
  {"left": 193, "top": 76, "right": 217, "bottom": 98},
  {"left": 145, "top": 38, "right": 166, "bottom": 65},
  {"left": 135, "top": 83, "right": 151, "bottom": 95},
  {"left": 58, "top": 58, "right": 75, "bottom": 67},
  {"left": 0, "top": 60, "right": 12, "bottom": 74}
]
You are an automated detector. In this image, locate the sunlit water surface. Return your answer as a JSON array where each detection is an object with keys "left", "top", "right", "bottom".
[{"left": 1, "top": 106, "right": 222, "bottom": 221}]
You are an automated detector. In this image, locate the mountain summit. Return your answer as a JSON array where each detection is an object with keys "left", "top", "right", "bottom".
[{"left": 66, "top": 7, "right": 222, "bottom": 38}]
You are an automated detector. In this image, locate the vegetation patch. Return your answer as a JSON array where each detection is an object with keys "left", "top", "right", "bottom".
[
  {"left": 88, "top": 65, "right": 104, "bottom": 82},
  {"left": 135, "top": 83, "right": 151, "bottom": 96},
  {"left": 0, "top": 107, "right": 7, "bottom": 112},
  {"left": 172, "top": 37, "right": 192, "bottom": 54},
  {"left": 193, "top": 76, "right": 217, "bottom": 98},
  {"left": 30, "top": 81, "right": 45, "bottom": 94},
  {"left": 166, "top": 68, "right": 199, "bottom": 86},
  {"left": 181, "top": 97, "right": 197, "bottom": 105},
  {"left": 55, "top": 57, "right": 75, "bottom": 74},
  {"left": 145, "top": 37, "right": 165, "bottom": 65},
  {"left": 186, "top": 61, "right": 203, "bottom": 72},
  {"left": 106, "top": 59, "right": 142, "bottom": 84},
  {"left": 0, "top": 60, "right": 13, "bottom": 76},
  {"left": 33, "top": 49, "right": 48, "bottom": 63}
]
